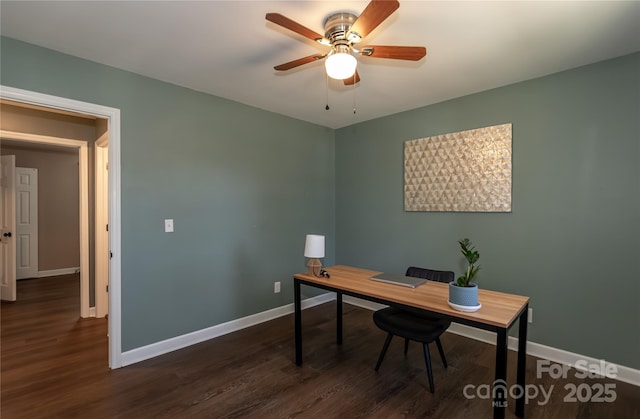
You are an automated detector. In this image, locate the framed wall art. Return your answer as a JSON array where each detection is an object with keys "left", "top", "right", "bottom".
[{"left": 404, "top": 123, "right": 512, "bottom": 212}]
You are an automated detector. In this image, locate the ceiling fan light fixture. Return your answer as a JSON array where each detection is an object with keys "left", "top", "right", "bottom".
[{"left": 325, "top": 50, "right": 357, "bottom": 80}]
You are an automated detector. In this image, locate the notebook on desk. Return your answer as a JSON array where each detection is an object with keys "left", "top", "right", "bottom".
[{"left": 370, "top": 273, "right": 426, "bottom": 288}]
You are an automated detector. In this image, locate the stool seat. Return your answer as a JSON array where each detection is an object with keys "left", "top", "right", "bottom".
[{"left": 373, "top": 307, "right": 448, "bottom": 342}]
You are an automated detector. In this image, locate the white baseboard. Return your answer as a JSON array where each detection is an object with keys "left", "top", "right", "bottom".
[
  {"left": 37, "top": 267, "right": 80, "bottom": 278},
  {"left": 120, "top": 293, "right": 334, "bottom": 367},
  {"left": 343, "top": 295, "right": 640, "bottom": 387},
  {"left": 119, "top": 292, "right": 639, "bottom": 387}
]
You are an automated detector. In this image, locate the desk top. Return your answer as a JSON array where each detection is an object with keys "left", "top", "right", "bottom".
[{"left": 294, "top": 265, "right": 529, "bottom": 329}]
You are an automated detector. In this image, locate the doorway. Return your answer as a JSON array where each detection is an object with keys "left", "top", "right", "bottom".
[
  {"left": 1, "top": 130, "right": 90, "bottom": 315},
  {"left": 0, "top": 85, "right": 122, "bottom": 368}
]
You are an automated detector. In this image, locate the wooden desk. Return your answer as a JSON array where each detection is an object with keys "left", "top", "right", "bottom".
[{"left": 293, "top": 265, "right": 529, "bottom": 419}]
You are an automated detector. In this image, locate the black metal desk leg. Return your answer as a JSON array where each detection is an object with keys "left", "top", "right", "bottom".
[
  {"left": 494, "top": 328, "right": 508, "bottom": 419},
  {"left": 336, "top": 292, "right": 343, "bottom": 345},
  {"left": 294, "top": 278, "right": 302, "bottom": 366},
  {"left": 516, "top": 304, "right": 528, "bottom": 418}
]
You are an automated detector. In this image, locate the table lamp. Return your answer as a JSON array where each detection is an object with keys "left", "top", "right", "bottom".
[{"left": 304, "top": 234, "right": 325, "bottom": 276}]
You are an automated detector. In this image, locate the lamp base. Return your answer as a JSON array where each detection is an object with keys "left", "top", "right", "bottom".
[{"left": 307, "top": 258, "right": 322, "bottom": 276}]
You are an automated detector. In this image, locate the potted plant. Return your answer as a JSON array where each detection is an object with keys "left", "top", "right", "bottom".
[{"left": 449, "top": 238, "right": 481, "bottom": 311}]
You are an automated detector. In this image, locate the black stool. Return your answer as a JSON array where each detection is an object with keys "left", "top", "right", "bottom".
[{"left": 373, "top": 307, "right": 448, "bottom": 393}]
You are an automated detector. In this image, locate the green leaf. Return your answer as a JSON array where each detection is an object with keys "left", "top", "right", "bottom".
[{"left": 458, "top": 238, "right": 480, "bottom": 285}]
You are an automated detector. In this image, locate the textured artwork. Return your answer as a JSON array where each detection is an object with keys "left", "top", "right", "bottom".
[{"left": 404, "top": 123, "right": 512, "bottom": 212}]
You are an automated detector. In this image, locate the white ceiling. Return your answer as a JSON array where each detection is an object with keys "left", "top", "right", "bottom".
[{"left": 1, "top": 1, "right": 639, "bottom": 129}]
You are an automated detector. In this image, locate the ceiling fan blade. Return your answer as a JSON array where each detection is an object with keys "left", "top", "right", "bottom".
[
  {"left": 274, "top": 54, "right": 326, "bottom": 71},
  {"left": 343, "top": 71, "right": 361, "bottom": 86},
  {"left": 360, "top": 45, "right": 427, "bottom": 61},
  {"left": 266, "top": 13, "right": 328, "bottom": 45},
  {"left": 348, "top": 0, "right": 400, "bottom": 41}
]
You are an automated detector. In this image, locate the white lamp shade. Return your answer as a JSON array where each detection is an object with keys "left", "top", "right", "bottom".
[
  {"left": 325, "top": 52, "right": 357, "bottom": 80},
  {"left": 304, "top": 234, "right": 325, "bottom": 258}
]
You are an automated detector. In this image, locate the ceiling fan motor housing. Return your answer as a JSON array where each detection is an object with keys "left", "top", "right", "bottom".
[{"left": 324, "top": 13, "right": 360, "bottom": 44}]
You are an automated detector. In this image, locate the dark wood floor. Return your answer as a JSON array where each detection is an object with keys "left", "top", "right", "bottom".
[{"left": 2, "top": 275, "right": 638, "bottom": 418}]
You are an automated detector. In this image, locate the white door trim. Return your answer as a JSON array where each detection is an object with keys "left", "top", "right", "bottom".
[
  {"left": 1, "top": 130, "right": 89, "bottom": 317},
  {"left": 95, "top": 133, "right": 108, "bottom": 318},
  {"left": 0, "top": 85, "right": 122, "bottom": 369}
]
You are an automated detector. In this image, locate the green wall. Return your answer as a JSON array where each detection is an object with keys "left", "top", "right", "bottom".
[
  {"left": 1, "top": 37, "right": 336, "bottom": 350},
  {"left": 3, "top": 36, "right": 639, "bottom": 370},
  {"left": 335, "top": 53, "right": 640, "bottom": 369}
]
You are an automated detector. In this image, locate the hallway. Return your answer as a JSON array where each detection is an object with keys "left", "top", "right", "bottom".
[{"left": 1, "top": 275, "right": 108, "bottom": 416}]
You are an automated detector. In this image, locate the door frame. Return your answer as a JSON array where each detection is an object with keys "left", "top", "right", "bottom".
[
  {"left": 1, "top": 130, "right": 89, "bottom": 314},
  {"left": 0, "top": 85, "right": 122, "bottom": 369},
  {"left": 95, "top": 133, "right": 108, "bottom": 318}
]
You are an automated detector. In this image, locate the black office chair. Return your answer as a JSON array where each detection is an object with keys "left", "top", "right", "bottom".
[{"left": 372, "top": 267, "right": 454, "bottom": 393}]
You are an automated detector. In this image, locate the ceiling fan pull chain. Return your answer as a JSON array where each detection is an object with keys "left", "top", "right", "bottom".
[
  {"left": 352, "top": 75, "right": 357, "bottom": 115},
  {"left": 325, "top": 72, "right": 330, "bottom": 111}
]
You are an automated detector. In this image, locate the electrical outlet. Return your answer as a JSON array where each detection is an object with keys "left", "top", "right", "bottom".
[
  {"left": 528, "top": 308, "right": 533, "bottom": 324},
  {"left": 274, "top": 281, "right": 281, "bottom": 293},
  {"left": 164, "top": 219, "right": 174, "bottom": 233}
]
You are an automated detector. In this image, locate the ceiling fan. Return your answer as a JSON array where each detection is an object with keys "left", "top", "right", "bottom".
[{"left": 266, "top": 0, "right": 426, "bottom": 86}]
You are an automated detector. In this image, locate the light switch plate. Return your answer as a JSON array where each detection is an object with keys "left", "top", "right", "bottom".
[{"left": 164, "top": 219, "right": 174, "bottom": 233}]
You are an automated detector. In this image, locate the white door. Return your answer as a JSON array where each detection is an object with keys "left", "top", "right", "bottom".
[
  {"left": 16, "top": 167, "right": 38, "bottom": 279},
  {"left": 1, "top": 155, "right": 17, "bottom": 301}
]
